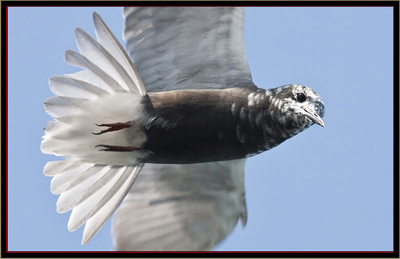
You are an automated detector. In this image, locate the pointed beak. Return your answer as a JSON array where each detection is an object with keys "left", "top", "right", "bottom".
[{"left": 301, "top": 108, "right": 325, "bottom": 127}]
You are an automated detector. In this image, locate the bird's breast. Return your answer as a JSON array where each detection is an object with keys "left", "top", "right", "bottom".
[{"left": 137, "top": 87, "right": 270, "bottom": 164}]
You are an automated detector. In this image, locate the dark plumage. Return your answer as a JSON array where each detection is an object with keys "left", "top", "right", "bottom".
[{"left": 126, "top": 84, "right": 324, "bottom": 164}]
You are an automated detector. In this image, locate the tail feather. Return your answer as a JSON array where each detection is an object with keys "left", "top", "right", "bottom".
[
  {"left": 75, "top": 27, "right": 140, "bottom": 95},
  {"left": 67, "top": 166, "right": 127, "bottom": 231},
  {"left": 41, "top": 10, "right": 147, "bottom": 165},
  {"left": 44, "top": 96, "right": 80, "bottom": 121},
  {"left": 56, "top": 164, "right": 110, "bottom": 213},
  {"left": 50, "top": 162, "right": 96, "bottom": 194},
  {"left": 81, "top": 164, "right": 143, "bottom": 244},
  {"left": 44, "top": 160, "right": 76, "bottom": 176},
  {"left": 49, "top": 75, "right": 97, "bottom": 105},
  {"left": 64, "top": 49, "right": 126, "bottom": 93},
  {"left": 69, "top": 77, "right": 109, "bottom": 97},
  {"left": 41, "top": 11, "right": 148, "bottom": 245},
  {"left": 92, "top": 12, "right": 146, "bottom": 95}
]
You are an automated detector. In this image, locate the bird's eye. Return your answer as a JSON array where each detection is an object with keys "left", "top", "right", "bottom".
[{"left": 296, "top": 92, "right": 307, "bottom": 103}]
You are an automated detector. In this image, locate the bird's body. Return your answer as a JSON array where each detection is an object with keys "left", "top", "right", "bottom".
[
  {"left": 41, "top": 7, "right": 325, "bottom": 250},
  {"left": 93, "top": 84, "right": 323, "bottom": 165},
  {"left": 141, "top": 87, "right": 260, "bottom": 164}
]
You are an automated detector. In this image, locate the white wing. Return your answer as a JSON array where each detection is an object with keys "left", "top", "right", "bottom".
[
  {"left": 123, "top": 7, "right": 253, "bottom": 92},
  {"left": 112, "top": 159, "right": 247, "bottom": 251}
]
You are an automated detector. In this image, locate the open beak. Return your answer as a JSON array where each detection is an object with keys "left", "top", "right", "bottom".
[{"left": 301, "top": 108, "right": 325, "bottom": 127}]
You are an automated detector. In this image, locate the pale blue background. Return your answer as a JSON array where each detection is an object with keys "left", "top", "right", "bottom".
[{"left": 7, "top": 7, "right": 393, "bottom": 251}]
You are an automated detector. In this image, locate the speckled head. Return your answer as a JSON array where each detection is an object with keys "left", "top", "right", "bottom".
[{"left": 268, "top": 84, "right": 325, "bottom": 138}]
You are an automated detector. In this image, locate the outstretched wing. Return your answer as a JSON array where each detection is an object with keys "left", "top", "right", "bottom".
[
  {"left": 112, "top": 159, "right": 247, "bottom": 251},
  {"left": 123, "top": 7, "right": 254, "bottom": 92},
  {"left": 111, "top": 7, "right": 251, "bottom": 251}
]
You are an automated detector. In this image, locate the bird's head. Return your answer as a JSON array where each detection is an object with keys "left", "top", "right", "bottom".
[{"left": 268, "top": 84, "right": 325, "bottom": 138}]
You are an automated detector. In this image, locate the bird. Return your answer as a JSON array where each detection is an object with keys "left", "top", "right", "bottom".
[{"left": 41, "top": 7, "right": 325, "bottom": 251}]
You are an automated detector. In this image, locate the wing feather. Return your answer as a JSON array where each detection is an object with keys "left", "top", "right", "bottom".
[
  {"left": 112, "top": 159, "right": 247, "bottom": 251},
  {"left": 123, "top": 7, "right": 253, "bottom": 92}
]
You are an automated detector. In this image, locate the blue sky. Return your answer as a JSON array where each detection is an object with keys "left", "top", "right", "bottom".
[{"left": 7, "top": 7, "right": 394, "bottom": 252}]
